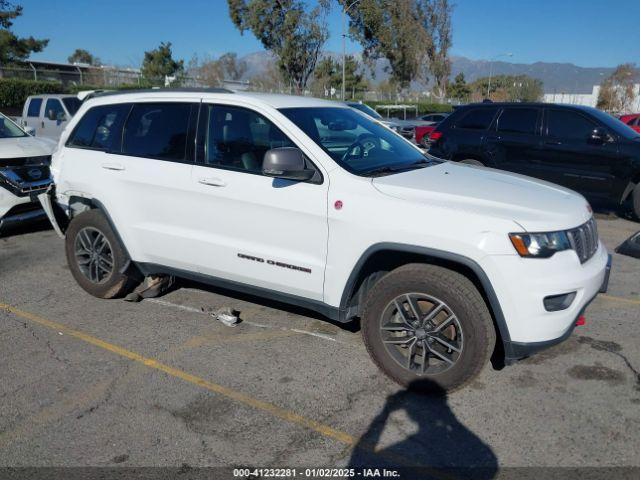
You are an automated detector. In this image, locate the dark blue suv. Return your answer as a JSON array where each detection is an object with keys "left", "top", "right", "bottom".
[{"left": 429, "top": 103, "right": 640, "bottom": 219}]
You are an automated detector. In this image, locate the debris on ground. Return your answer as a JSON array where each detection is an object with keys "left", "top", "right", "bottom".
[
  {"left": 124, "top": 275, "right": 176, "bottom": 302},
  {"left": 616, "top": 231, "right": 640, "bottom": 259},
  {"left": 209, "top": 306, "right": 241, "bottom": 327}
]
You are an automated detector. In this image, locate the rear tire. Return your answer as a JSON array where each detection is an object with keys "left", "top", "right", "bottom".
[
  {"left": 65, "top": 209, "right": 138, "bottom": 299},
  {"left": 361, "top": 264, "right": 496, "bottom": 393}
]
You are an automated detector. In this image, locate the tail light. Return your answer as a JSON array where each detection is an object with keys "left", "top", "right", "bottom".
[{"left": 429, "top": 130, "right": 443, "bottom": 141}]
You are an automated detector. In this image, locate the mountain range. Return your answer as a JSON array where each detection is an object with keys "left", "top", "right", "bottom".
[{"left": 238, "top": 51, "right": 616, "bottom": 93}]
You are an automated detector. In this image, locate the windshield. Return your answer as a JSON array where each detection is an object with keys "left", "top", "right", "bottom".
[
  {"left": 348, "top": 102, "right": 383, "bottom": 120},
  {"left": 584, "top": 107, "right": 640, "bottom": 139},
  {"left": 0, "top": 113, "right": 27, "bottom": 139},
  {"left": 62, "top": 97, "right": 81, "bottom": 116},
  {"left": 280, "top": 107, "right": 435, "bottom": 176}
]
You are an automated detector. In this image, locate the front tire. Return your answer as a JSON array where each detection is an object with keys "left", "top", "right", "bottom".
[
  {"left": 65, "top": 209, "right": 137, "bottom": 299},
  {"left": 361, "top": 264, "right": 496, "bottom": 393}
]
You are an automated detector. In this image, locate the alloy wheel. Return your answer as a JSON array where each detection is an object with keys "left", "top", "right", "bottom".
[
  {"left": 74, "top": 227, "right": 114, "bottom": 284},
  {"left": 379, "top": 293, "right": 464, "bottom": 375}
]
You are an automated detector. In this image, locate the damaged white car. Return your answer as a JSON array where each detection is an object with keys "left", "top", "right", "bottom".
[{"left": 0, "top": 112, "right": 55, "bottom": 230}]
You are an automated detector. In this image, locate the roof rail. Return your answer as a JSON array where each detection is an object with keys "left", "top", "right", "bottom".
[{"left": 81, "top": 87, "right": 234, "bottom": 102}]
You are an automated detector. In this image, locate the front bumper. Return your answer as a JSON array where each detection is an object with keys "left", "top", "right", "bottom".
[
  {"left": 506, "top": 256, "right": 610, "bottom": 363},
  {"left": 481, "top": 243, "right": 610, "bottom": 363}
]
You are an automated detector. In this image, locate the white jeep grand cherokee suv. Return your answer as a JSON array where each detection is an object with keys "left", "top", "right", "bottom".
[{"left": 40, "top": 89, "right": 611, "bottom": 392}]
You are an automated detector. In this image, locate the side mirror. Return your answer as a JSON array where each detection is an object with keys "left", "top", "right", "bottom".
[
  {"left": 262, "top": 147, "right": 316, "bottom": 182},
  {"left": 588, "top": 127, "right": 611, "bottom": 145},
  {"left": 24, "top": 126, "right": 36, "bottom": 136}
]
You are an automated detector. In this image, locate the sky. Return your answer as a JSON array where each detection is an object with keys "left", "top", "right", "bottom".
[{"left": 10, "top": 0, "right": 640, "bottom": 68}]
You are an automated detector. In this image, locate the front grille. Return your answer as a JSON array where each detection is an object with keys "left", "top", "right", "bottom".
[{"left": 567, "top": 217, "right": 599, "bottom": 263}]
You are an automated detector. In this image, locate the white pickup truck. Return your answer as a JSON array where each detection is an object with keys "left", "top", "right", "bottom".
[{"left": 19, "top": 94, "right": 82, "bottom": 141}]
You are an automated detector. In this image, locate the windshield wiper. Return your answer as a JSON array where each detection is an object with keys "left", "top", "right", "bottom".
[{"left": 364, "top": 159, "right": 433, "bottom": 177}]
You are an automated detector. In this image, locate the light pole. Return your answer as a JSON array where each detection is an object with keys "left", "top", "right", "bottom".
[
  {"left": 342, "top": 0, "right": 361, "bottom": 101},
  {"left": 487, "top": 52, "right": 513, "bottom": 99}
]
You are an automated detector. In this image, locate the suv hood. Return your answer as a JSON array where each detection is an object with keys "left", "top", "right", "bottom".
[
  {"left": 0, "top": 136, "right": 56, "bottom": 159},
  {"left": 372, "top": 162, "right": 592, "bottom": 232}
]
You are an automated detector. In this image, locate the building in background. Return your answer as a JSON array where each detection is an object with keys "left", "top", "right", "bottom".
[{"left": 543, "top": 84, "right": 640, "bottom": 113}]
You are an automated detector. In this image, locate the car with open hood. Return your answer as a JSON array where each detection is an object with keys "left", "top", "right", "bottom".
[{"left": 39, "top": 89, "right": 611, "bottom": 392}]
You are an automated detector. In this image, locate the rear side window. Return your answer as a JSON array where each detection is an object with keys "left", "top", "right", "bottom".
[
  {"left": 27, "top": 98, "right": 42, "bottom": 117},
  {"left": 67, "top": 103, "right": 131, "bottom": 151},
  {"left": 456, "top": 108, "right": 498, "bottom": 130},
  {"left": 547, "top": 109, "right": 596, "bottom": 140},
  {"left": 497, "top": 108, "right": 538, "bottom": 135},
  {"left": 122, "top": 103, "right": 193, "bottom": 161}
]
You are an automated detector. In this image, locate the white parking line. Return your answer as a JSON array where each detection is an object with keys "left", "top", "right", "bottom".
[{"left": 146, "top": 298, "right": 354, "bottom": 346}]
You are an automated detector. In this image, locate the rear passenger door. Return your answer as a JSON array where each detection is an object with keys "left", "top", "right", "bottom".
[
  {"left": 485, "top": 107, "right": 543, "bottom": 178},
  {"left": 189, "top": 103, "right": 329, "bottom": 302},
  {"left": 63, "top": 99, "right": 200, "bottom": 271}
]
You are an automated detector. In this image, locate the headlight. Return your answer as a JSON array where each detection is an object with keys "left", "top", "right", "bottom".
[{"left": 509, "top": 231, "right": 571, "bottom": 258}]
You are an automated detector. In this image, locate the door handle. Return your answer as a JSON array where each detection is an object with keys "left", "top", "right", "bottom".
[
  {"left": 544, "top": 140, "right": 562, "bottom": 146},
  {"left": 101, "top": 163, "right": 125, "bottom": 171},
  {"left": 198, "top": 177, "right": 227, "bottom": 187},
  {"left": 41, "top": 121, "right": 44, "bottom": 128}
]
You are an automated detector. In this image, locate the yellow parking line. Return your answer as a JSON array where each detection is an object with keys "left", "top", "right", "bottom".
[
  {"left": 0, "top": 302, "right": 457, "bottom": 478},
  {"left": 0, "top": 302, "right": 354, "bottom": 445},
  {"left": 598, "top": 294, "right": 640, "bottom": 306}
]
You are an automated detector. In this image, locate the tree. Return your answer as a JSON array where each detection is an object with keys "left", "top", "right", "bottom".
[
  {"left": 248, "top": 60, "right": 285, "bottom": 92},
  {"left": 228, "top": 0, "right": 330, "bottom": 94},
  {"left": 448, "top": 72, "right": 470, "bottom": 100},
  {"left": 420, "top": 0, "right": 453, "bottom": 99},
  {"left": 68, "top": 48, "right": 100, "bottom": 66},
  {"left": 469, "top": 74, "right": 543, "bottom": 102},
  {"left": 339, "top": 0, "right": 425, "bottom": 90},
  {"left": 189, "top": 52, "right": 247, "bottom": 87},
  {"left": 141, "top": 41, "right": 184, "bottom": 85},
  {"left": 312, "top": 55, "right": 368, "bottom": 98},
  {"left": 0, "top": 0, "right": 48, "bottom": 64},
  {"left": 597, "top": 63, "right": 638, "bottom": 113}
]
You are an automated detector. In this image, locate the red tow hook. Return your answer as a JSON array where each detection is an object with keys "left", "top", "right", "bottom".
[{"left": 575, "top": 315, "right": 586, "bottom": 327}]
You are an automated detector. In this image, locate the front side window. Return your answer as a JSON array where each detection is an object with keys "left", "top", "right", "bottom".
[
  {"left": 546, "top": 110, "right": 596, "bottom": 141},
  {"left": 280, "top": 107, "right": 434, "bottom": 176},
  {"left": 0, "top": 113, "right": 27, "bottom": 138},
  {"left": 67, "top": 103, "right": 131, "bottom": 151},
  {"left": 122, "top": 103, "right": 193, "bottom": 161},
  {"left": 497, "top": 108, "right": 538, "bottom": 135},
  {"left": 456, "top": 108, "right": 498, "bottom": 130},
  {"left": 45, "top": 99, "right": 66, "bottom": 121},
  {"left": 198, "top": 104, "right": 295, "bottom": 174},
  {"left": 27, "top": 98, "right": 42, "bottom": 117}
]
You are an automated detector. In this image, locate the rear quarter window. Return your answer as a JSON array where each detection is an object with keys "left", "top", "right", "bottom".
[{"left": 67, "top": 103, "right": 132, "bottom": 151}]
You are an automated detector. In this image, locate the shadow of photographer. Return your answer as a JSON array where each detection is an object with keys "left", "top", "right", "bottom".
[{"left": 348, "top": 379, "right": 498, "bottom": 480}]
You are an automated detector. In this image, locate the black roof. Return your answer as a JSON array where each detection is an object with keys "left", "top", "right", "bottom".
[{"left": 460, "top": 101, "right": 598, "bottom": 113}]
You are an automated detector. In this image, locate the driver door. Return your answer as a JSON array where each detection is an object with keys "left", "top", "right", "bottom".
[{"left": 188, "top": 103, "right": 329, "bottom": 301}]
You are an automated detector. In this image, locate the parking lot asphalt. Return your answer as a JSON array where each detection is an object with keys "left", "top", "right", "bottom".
[{"left": 1, "top": 215, "right": 639, "bottom": 475}]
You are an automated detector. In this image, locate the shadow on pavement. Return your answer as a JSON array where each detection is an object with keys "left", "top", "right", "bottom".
[
  {"left": 349, "top": 379, "right": 498, "bottom": 480},
  {"left": 0, "top": 218, "right": 51, "bottom": 239}
]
